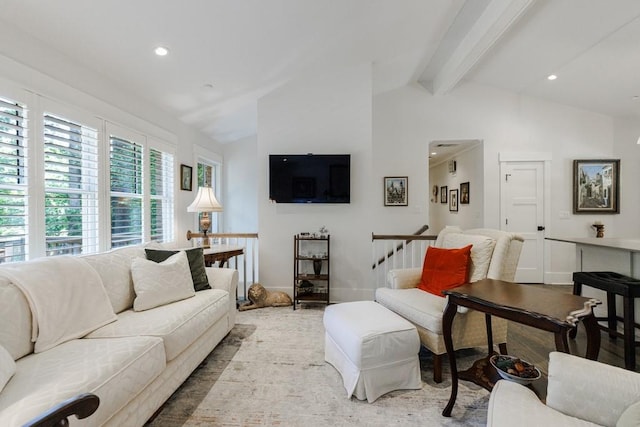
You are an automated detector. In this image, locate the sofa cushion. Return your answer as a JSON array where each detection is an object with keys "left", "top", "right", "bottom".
[
  {"left": 375, "top": 287, "right": 447, "bottom": 333},
  {"left": 0, "top": 336, "right": 165, "bottom": 427},
  {"left": 0, "top": 277, "right": 33, "bottom": 360},
  {"left": 0, "top": 344, "right": 15, "bottom": 393},
  {"left": 618, "top": 401, "right": 640, "bottom": 427},
  {"left": 145, "top": 247, "right": 211, "bottom": 291},
  {"left": 417, "top": 245, "right": 471, "bottom": 297},
  {"left": 440, "top": 233, "right": 496, "bottom": 282},
  {"left": 87, "top": 289, "right": 229, "bottom": 361},
  {"left": 83, "top": 245, "right": 147, "bottom": 313},
  {"left": 131, "top": 251, "right": 196, "bottom": 311}
]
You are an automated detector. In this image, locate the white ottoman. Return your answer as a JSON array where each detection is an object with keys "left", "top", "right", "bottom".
[{"left": 323, "top": 301, "right": 421, "bottom": 403}]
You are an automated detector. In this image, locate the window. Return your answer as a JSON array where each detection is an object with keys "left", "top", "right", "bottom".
[
  {"left": 0, "top": 96, "right": 28, "bottom": 263},
  {"left": 149, "top": 147, "right": 174, "bottom": 242},
  {"left": 110, "top": 133, "right": 143, "bottom": 248},
  {"left": 44, "top": 113, "right": 99, "bottom": 256}
]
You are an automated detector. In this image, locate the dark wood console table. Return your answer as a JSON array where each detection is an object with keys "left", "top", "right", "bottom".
[
  {"left": 203, "top": 245, "right": 244, "bottom": 268},
  {"left": 441, "top": 279, "right": 601, "bottom": 417}
]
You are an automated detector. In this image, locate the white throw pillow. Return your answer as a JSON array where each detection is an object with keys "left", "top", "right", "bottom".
[
  {"left": 617, "top": 401, "right": 640, "bottom": 427},
  {"left": 0, "top": 344, "right": 16, "bottom": 393},
  {"left": 132, "top": 251, "right": 195, "bottom": 311},
  {"left": 441, "top": 233, "right": 496, "bottom": 282}
]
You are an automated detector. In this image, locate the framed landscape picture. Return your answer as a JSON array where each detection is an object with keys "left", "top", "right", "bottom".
[
  {"left": 573, "top": 159, "right": 619, "bottom": 214},
  {"left": 384, "top": 176, "right": 408, "bottom": 206}
]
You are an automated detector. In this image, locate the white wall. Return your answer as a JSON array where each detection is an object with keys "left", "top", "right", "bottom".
[
  {"left": 256, "top": 63, "right": 374, "bottom": 300},
  {"left": 429, "top": 144, "right": 484, "bottom": 234},
  {"left": 223, "top": 134, "right": 259, "bottom": 233},
  {"left": 613, "top": 117, "right": 640, "bottom": 236},
  {"left": 372, "top": 82, "right": 617, "bottom": 284}
]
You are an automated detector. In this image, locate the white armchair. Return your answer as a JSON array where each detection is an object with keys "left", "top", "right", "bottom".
[
  {"left": 375, "top": 227, "right": 524, "bottom": 382},
  {"left": 487, "top": 352, "right": 640, "bottom": 427}
]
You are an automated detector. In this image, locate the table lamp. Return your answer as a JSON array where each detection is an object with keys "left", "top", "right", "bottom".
[{"left": 187, "top": 187, "right": 223, "bottom": 248}]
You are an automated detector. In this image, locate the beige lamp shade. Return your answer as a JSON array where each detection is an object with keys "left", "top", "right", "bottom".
[{"left": 187, "top": 187, "right": 223, "bottom": 213}]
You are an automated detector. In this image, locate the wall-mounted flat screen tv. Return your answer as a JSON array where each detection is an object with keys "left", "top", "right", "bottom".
[{"left": 269, "top": 154, "right": 351, "bottom": 203}]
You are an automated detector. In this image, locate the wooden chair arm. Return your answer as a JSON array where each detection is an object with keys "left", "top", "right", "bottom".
[{"left": 22, "top": 393, "right": 99, "bottom": 427}]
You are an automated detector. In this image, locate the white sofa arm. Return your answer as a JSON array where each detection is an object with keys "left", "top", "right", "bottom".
[
  {"left": 387, "top": 268, "right": 421, "bottom": 289},
  {"left": 487, "top": 380, "right": 589, "bottom": 426},
  {"left": 546, "top": 352, "right": 640, "bottom": 426},
  {"left": 205, "top": 267, "right": 238, "bottom": 327}
]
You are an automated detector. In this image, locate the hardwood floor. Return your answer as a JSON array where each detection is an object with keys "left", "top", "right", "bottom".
[{"left": 505, "top": 284, "right": 639, "bottom": 375}]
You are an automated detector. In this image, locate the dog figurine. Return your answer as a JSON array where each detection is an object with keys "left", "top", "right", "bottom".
[{"left": 238, "top": 283, "right": 292, "bottom": 311}]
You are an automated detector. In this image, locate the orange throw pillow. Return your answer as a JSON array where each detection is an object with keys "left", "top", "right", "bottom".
[{"left": 417, "top": 245, "right": 472, "bottom": 297}]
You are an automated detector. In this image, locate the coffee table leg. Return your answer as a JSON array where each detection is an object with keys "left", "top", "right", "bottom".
[
  {"left": 554, "top": 329, "right": 570, "bottom": 353},
  {"left": 442, "top": 300, "right": 458, "bottom": 417},
  {"left": 582, "top": 313, "right": 601, "bottom": 360}
]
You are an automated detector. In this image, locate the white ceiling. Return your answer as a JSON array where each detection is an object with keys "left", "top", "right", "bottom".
[{"left": 2, "top": 0, "right": 639, "bottom": 143}]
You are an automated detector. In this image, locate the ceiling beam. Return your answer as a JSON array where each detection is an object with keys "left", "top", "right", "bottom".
[{"left": 420, "top": 0, "right": 536, "bottom": 95}]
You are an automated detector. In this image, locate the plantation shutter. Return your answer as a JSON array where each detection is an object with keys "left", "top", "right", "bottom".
[
  {"left": 44, "top": 113, "right": 99, "bottom": 256},
  {"left": 0, "top": 96, "right": 28, "bottom": 263},
  {"left": 149, "top": 147, "right": 174, "bottom": 242},
  {"left": 110, "top": 135, "right": 143, "bottom": 248}
]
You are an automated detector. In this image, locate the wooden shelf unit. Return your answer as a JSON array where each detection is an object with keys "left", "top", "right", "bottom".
[{"left": 293, "top": 234, "right": 330, "bottom": 310}]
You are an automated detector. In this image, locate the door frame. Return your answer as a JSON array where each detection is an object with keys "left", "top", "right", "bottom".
[{"left": 498, "top": 152, "right": 552, "bottom": 284}]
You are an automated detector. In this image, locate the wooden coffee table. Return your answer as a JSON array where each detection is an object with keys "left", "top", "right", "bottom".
[{"left": 441, "top": 279, "right": 601, "bottom": 417}]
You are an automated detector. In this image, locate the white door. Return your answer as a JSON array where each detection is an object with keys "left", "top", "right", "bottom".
[{"left": 500, "top": 161, "right": 544, "bottom": 283}]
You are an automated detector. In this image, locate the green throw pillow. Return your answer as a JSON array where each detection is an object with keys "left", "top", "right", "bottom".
[{"left": 145, "top": 248, "right": 211, "bottom": 291}]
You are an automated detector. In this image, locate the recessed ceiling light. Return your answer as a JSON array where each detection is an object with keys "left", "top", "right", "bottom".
[
  {"left": 431, "top": 152, "right": 437, "bottom": 156},
  {"left": 547, "top": 74, "right": 557, "bottom": 81},
  {"left": 154, "top": 46, "right": 169, "bottom": 56}
]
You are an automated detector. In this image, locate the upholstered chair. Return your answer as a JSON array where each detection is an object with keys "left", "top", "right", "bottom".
[
  {"left": 487, "top": 352, "right": 640, "bottom": 426},
  {"left": 375, "top": 227, "right": 524, "bottom": 382}
]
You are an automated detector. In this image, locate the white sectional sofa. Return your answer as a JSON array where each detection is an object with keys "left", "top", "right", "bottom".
[{"left": 0, "top": 243, "right": 237, "bottom": 426}]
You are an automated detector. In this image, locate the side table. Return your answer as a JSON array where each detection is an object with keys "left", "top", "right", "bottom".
[{"left": 441, "top": 279, "right": 601, "bottom": 417}]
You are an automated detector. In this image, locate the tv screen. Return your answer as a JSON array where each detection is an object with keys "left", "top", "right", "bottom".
[{"left": 269, "top": 154, "right": 351, "bottom": 203}]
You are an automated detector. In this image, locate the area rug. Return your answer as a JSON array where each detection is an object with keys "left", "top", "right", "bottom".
[{"left": 147, "top": 306, "right": 489, "bottom": 426}]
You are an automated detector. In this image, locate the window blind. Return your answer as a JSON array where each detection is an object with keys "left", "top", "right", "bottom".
[
  {"left": 149, "top": 147, "right": 174, "bottom": 242},
  {"left": 44, "top": 113, "right": 99, "bottom": 256},
  {"left": 0, "top": 97, "right": 28, "bottom": 263},
  {"left": 110, "top": 135, "right": 143, "bottom": 248}
]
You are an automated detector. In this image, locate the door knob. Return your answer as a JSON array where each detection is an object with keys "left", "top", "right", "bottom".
[{"left": 537, "top": 226, "right": 545, "bottom": 231}]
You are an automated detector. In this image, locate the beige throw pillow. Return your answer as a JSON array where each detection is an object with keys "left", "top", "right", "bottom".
[
  {"left": 0, "top": 344, "right": 16, "bottom": 393},
  {"left": 132, "top": 251, "right": 195, "bottom": 311}
]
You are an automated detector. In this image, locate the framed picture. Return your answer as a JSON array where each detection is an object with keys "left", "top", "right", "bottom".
[
  {"left": 573, "top": 159, "right": 619, "bottom": 214},
  {"left": 440, "top": 186, "right": 448, "bottom": 204},
  {"left": 460, "top": 182, "right": 470, "bottom": 204},
  {"left": 449, "top": 189, "right": 459, "bottom": 212},
  {"left": 384, "top": 176, "right": 408, "bottom": 206},
  {"left": 180, "top": 164, "right": 193, "bottom": 191}
]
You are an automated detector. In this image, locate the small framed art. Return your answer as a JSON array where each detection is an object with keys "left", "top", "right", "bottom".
[
  {"left": 180, "top": 164, "right": 193, "bottom": 191},
  {"left": 449, "top": 189, "right": 459, "bottom": 212},
  {"left": 384, "top": 176, "right": 408, "bottom": 206},
  {"left": 440, "top": 186, "right": 448, "bottom": 204},
  {"left": 460, "top": 182, "right": 470, "bottom": 204},
  {"left": 573, "top": 159, "right": 619, "bottom": 214}
]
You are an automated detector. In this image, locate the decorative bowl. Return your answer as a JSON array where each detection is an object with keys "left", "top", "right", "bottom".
[{"left": 490, "top": 355, "right": 541, "bottom": 385}]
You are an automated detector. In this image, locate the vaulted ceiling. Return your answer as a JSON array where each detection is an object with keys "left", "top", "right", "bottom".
[{"left": 2, "top": 0, "right": 639, "bottom": 143}]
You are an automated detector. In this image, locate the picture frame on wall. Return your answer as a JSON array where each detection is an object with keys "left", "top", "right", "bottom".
[
  {"left": 460, "top": 182, "right": 470, "bottom": 204},
  {"left": 440, "top": 186, "right": 447, "bottom": 204},
  {"left": 384, "top": 176, "right": 408, "bottom": 206},
  {"left": 180, "top": 164, "right": 193, "bottom": 191},
  {"left": 449, "top": 189, "right": 459, "bottom": 212},
  {"left": 573, "top": 159, "right": 620, "bottom": 214}
]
